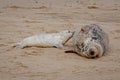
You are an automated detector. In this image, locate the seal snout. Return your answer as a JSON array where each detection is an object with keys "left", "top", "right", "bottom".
[{"left": 88, "top": 48, "right": 97, "bottom": 57}]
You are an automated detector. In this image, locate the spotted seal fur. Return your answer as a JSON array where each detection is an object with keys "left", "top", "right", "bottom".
[{"left": 68, "top": 24, "right": 109, "bottom": 58}]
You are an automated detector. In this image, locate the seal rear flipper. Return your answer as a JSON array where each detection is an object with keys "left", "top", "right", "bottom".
[{"left": 12, "top": 43, "right": 24, "bottom": 49}]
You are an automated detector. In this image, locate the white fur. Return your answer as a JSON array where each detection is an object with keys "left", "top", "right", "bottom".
[{"left": 13, "top": 30, "right": 74, "bottom": 49}]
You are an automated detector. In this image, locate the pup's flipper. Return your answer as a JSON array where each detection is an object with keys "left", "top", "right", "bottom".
[{"left": 12, "top": 43, "right": 24, "bottom": 49}]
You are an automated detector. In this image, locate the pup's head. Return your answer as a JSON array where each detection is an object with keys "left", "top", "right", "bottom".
[
  {"left": 59, "top": 30, "right": 75, "bottom": 44},
  {"left": 81, "top": 38, "right": 104, "bottom": 59},
  {"left": 60, "top": 30, "right": 74, "bottom": 34}
]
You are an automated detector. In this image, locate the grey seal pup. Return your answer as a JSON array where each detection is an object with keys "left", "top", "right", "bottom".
[{"left": 12, "top": 30, "right": 74, "bottom": 49}]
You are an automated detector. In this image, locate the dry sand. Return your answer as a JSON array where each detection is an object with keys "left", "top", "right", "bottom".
[{"left": 0, "top": 0, "right": 120, "bottom": 80}]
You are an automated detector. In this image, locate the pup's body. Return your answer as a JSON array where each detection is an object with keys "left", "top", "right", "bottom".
[
  {"left": 72, "top": 24, "right": 109, "bottom": 58},
  {"left": 13, "top": 30, "right": 74, "bottom": 49}
]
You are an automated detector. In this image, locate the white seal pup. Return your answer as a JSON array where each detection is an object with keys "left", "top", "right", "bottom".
[
  {"left": 67, "top": 24, "right": 109, "bottom": 58},
  {"left": 12, "top": 30, "right": 74, "bottom": 49}
]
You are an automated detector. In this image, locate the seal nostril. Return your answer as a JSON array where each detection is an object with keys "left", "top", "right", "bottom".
[{"left": 90, "top": 50, "right": 95, "bottom": 55}]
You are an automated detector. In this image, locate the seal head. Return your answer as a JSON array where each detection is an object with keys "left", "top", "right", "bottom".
[{"left": 73, "top": 24, "right": 109, "bottom": 58}]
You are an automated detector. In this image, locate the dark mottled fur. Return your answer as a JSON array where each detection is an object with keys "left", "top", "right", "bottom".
[{"left": 72, "top": 24, "right": 109, "bottom": 58}]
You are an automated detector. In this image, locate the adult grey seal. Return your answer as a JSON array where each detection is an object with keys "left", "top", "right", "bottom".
[
  {"left": 71, "top": 24, "right": 109, "bottom": 58},
  {"left": 12, "top": 30, "right": 74, "bottom": 49}
]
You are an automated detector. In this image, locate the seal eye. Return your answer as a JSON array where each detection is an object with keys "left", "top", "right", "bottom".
[
  {"left": 68, "top": 31, "right": 71, "bottom": 33},
  {"left": 81, "top": 28, "right": 85, "bottom": 32},
  {"left": 92, "top": 37, "right": 97, "bottom": 40},
  {"left": 81, "top": 43, "right": 84, "bottom": 48}
]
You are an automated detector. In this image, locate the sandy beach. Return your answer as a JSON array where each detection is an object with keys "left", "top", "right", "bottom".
[{"left": 0, "top": 0, "right": 120, "bottom": 80}]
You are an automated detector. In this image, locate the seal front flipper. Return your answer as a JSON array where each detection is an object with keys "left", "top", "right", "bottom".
[
  {"left": 55, "top": 44, "right": 64, "bottom": 49},
  {"left": 65, "top": 50, "right": 77, "bottom": 53}
]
